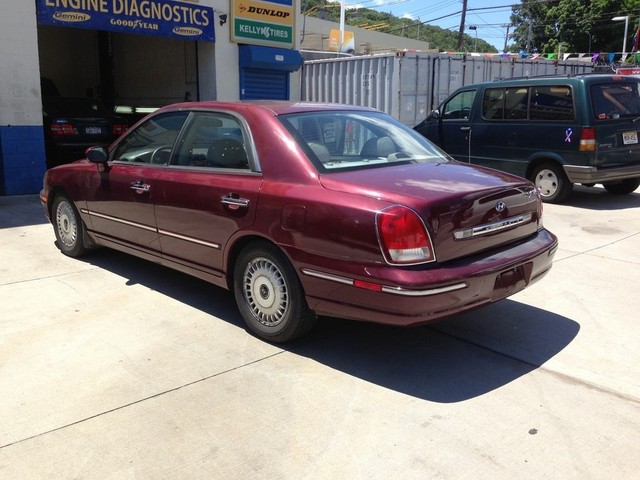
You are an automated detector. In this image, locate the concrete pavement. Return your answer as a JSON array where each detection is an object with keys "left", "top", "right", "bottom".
[{"left": 0, "top": 187, "right": 639, "bottom": 479}]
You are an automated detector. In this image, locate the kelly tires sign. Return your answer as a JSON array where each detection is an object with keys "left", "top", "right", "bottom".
[
  {"left": 231, "top": 0, "right": 295, "bottom": 49},
  {"left": 36, "top": 0, "right": 215, "bottom": 42}
]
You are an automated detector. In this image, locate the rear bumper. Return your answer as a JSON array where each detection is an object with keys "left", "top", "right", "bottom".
[
  {"left": 563, "top": 163, "right": 640, "bottom": 183},
  {"left": 299, "top": 229, "right": 558, "bottom": 327}
]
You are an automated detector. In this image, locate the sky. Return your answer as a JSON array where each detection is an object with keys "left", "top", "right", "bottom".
[{"left": 339, "top": 0, "right": 516, "bottom": 51}]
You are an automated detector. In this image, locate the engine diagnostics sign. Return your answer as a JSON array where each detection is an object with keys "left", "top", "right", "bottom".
[{"left": 37, "top": 0, "right": 215, "bottom": 42}]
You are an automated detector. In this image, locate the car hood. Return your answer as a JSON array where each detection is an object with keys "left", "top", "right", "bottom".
[{"left": 319, "top": 162, "right": 542, "bottom": 263}]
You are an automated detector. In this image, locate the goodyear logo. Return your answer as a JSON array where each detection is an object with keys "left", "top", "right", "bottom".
[{"left": 53, "top": 11, "right": 91, "bottom": 22}]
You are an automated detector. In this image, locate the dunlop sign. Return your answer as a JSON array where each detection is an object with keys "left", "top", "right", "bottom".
[
  {"left": 36, "top": 0, "right": 215, "bottom": 42},
  {"left": 231, "top": 0, "right": 295, "bottom": 49}
]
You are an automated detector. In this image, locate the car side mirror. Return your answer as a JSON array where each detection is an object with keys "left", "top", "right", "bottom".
[
  {"left": 428, "top": 109, "right": 441, "bottom": 120},
  {"left": 86, "top": 146, "right": 109, "bottom": 164}
]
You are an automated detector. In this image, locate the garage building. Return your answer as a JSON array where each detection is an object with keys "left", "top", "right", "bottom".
[{"left": 0, "top": 0, "right": 303, "bottom": 195}]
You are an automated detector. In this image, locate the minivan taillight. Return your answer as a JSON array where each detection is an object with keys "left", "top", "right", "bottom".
[
  {"left": 376, "top": 205, "right": 435, "bottom": 265},
  {"left": 580, "top": 127, "right": 596, "bottom": 152}
]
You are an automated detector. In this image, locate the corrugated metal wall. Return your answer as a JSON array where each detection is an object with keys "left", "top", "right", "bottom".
[{"left": 301, "top": 53, "right": 595, "bottom": 126}]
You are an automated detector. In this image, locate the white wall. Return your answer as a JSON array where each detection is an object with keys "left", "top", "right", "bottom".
[{"left": 0, "top": 0, "right": 43, "bottom": 126}]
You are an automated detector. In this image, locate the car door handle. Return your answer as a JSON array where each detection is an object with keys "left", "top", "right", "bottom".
[
  {"left": 221, "top": 193, "right": 250, "bottom": 209},
  {"left": 130, "top": 181, "right": 151, "bottom": 193},
  {"left": 460, "top": 126, "right": 471, "bottom": 131}
]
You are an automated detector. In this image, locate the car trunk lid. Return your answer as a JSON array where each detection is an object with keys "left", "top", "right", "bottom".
[{"left": 319, "top": 162, "right": 542, "bottom": 263}]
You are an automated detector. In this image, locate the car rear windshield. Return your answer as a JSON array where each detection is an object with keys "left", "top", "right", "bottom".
[
  {"left": 43, "top": 98, "right": 110, "bottom": 116},
  {"left": 590, "top": 81, "right": 640, "bottom": 119},
  {"left": 279, "top": 111, "right": 449, "bottom": 172}
]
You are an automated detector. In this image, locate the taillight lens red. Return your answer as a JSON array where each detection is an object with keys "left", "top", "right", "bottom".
[
  {"left": 50, "top": 122, "right": 76, "bottom": 136},
  {"left": 112, "top": 123, "right": 128, "bottom": 136},
  {"left": 376, "top": 205, "right": 435, "bottom": 264},
  {"left": 580, "top": 127, "right": 596, "bottom": 151}
]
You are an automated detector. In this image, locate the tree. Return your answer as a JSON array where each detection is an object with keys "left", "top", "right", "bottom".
[{"left": 509, "top": 0, "right": 640, "bottom": 55}]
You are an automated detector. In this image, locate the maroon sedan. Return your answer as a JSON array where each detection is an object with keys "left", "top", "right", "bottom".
[{"left": 40, "top": 101, "right": 558, "bottom": 342}]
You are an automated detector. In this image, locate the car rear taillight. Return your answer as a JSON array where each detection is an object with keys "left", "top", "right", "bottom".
[
  {"left": 579, "top": 127, "right": 596, "bottom": 151},
  {"left": 112, "top": 123, "right": 128, "bottom": 136},
  {"left": 50, "top": 122, "right": 76, "bottom": 136},
  {"left": 376, "top": 205, "right": 435, "bottom": 265}
]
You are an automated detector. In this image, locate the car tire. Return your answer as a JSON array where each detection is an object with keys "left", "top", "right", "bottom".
[
  {"left": 530, "top": 162, "right": 572, "bottom": 204},
  {"left": 233, "top": 242, "right": 317, "bottom": 343},
  {"left": 52, "top": 194, "right": 89, "bottom": 257},
  {"left": 602, "top": 178, "right": 640, "bottom": 195}
]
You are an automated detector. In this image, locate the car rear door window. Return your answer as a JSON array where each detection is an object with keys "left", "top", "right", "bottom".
[{"left": 172, "top": 112, "right": 250, "bottom": 170}]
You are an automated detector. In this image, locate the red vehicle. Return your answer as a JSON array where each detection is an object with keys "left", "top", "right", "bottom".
[{"left": 40, "top": 101, "right": 558, "bottom": 342}]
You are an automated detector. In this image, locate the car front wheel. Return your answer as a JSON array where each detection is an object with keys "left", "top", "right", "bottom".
[
  {"left": 233, "top": 242, "right": 316, "bottom": 343},
  {"left": 602, "top": 178, "right": 640, "bottom": 195},
  {"left": 52, "top": 194, "right": 88, "bottom": 257},
  {"left": 530, "top": 162, "right": 572, "bottom": 204}
]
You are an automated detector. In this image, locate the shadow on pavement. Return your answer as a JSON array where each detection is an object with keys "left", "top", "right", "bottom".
[
  {"left": 291, "top": 301, "right": 579, "bottom": 403},
  {"left": 565, "top": 185, "right": 640, "bottom": 210},
  {"left": 82, "top": 248, "right": 580, "bottom": 404}
]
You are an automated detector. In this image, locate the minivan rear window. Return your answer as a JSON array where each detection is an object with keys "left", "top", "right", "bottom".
[
  {"left": 590, "top": 82, "right": 640, "bottom": 119},
  {"left": 530, "top": 86, "right": 574, "bottom": 120}
]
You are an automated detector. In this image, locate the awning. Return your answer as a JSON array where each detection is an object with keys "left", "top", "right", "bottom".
[{"left": 239, "top": 45, "right": 303, "bottom": 72}]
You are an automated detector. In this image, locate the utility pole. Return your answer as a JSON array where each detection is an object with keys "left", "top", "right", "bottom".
[
  {"left": 503, "top": 24, "right": 510, "bottom": 52},
  {"left": 457, "top": 0, "right": 468, "bottom": 50}
]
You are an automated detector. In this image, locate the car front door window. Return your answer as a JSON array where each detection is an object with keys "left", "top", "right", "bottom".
[{"left": 112, "top": 112, "right": 189, "bottom": 164}]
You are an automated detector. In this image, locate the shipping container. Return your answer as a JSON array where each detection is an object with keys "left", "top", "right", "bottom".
[{"left": 301, "top": 52, "right": 594, "bottom": 127}]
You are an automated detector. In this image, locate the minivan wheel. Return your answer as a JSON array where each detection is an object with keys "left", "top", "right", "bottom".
[
  {"left": 233, "top": 242, "right": 317, "bottom": 343},
  {"left": 602, "top": 178, "right": 640, "bottom": 195},
  {"left": 530, "top": 162, "right": 572, "bottom": 204}
]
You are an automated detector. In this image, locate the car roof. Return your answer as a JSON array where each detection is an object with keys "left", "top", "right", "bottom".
[
  {"left": 153, "top": 100, "right": 379, "bottom": 116},
  {"left": 461, "top": 74, "right": 640, "bottom": 89}
]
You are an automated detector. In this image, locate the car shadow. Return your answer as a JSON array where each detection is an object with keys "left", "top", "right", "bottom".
[
  {"left": 565, "top": 185, "right": 640, "bottom": 210},
  {"left": 83, "top": 248, "right": 580, "bottom": 404}
]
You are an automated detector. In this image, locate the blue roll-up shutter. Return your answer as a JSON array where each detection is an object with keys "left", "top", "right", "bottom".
[
  {"left": 238, "top": 45, "right": 302, "bottom": 100},
  {"left": 240, "top": 69, "right": 289, "bottom": 100}
]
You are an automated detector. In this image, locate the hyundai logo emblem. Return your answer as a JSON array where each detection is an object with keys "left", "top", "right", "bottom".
[{"left": 495, "top": 201, "right": 506, "bottom": 212}]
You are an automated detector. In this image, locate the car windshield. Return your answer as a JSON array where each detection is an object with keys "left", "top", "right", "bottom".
[
  {"left": 279, "top": 111, "right": 450, "bottom": 171},
  {"left": 590, "top": 82, "right": 640, "bottom": 119}
]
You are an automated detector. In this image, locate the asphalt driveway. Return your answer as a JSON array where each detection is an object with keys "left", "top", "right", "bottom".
[{"left": 1, "top": 187, "right": 639, "bottom": 479}]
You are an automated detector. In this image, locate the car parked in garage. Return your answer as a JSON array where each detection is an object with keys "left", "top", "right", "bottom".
[
  {"left": 414, "top": 74, "right": 640, "bottom": 203},
  {"left": 40, "top": 101, "right": 558, "bottom": 342},
  {"left": 41, "top": 77, "right": 128, "bottom": 168}
]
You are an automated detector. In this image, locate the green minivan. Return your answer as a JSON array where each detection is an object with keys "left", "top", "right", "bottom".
[{"left": 414, "top": 74, "right": 640, "bottom": 202}]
